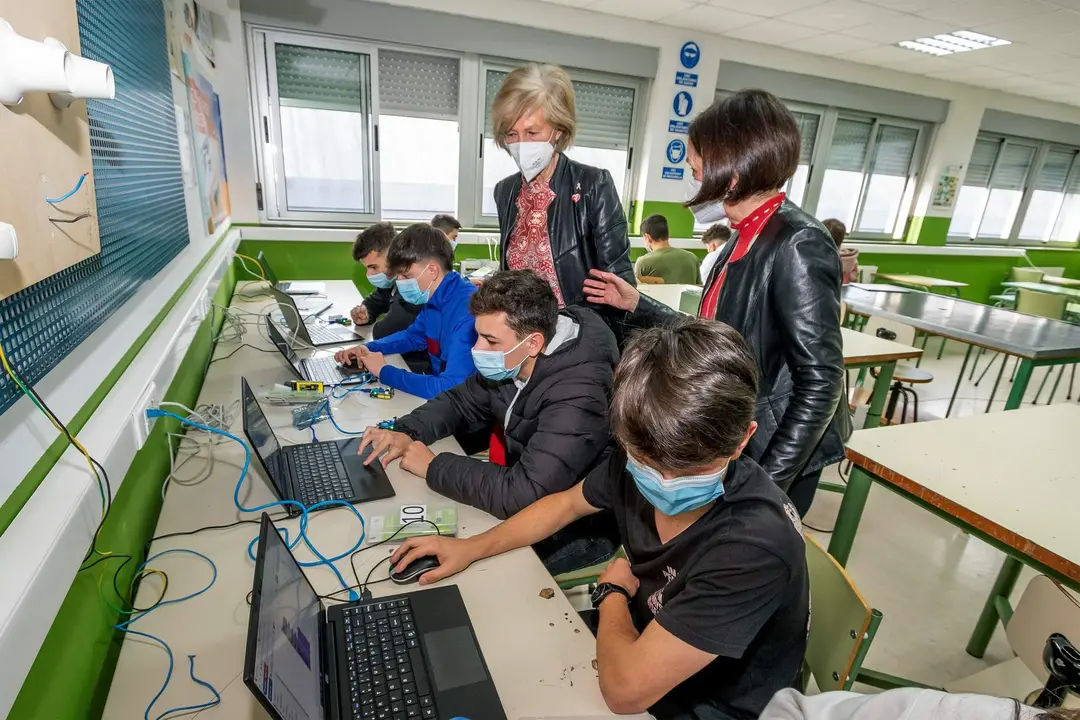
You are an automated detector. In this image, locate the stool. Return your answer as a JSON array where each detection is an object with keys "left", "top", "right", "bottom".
[{"left": 871, "top": 364, "right": 934, "bottom": 424}]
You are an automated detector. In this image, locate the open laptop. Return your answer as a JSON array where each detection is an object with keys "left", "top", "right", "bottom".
[
  {"left": 266, "top": 317, "right": 369, "bottom": 388},
  {"left": 245, "top": 513, "right": 507, "bottom": 720},
  {"left": 241, "top": 378, "right": 394, "bottom": 512},
  {"left": 272, "top": 286, "right": 363, "bottom": 347},
  {"left": 258, "top": 250, "right": 326, "bottom": 296}
]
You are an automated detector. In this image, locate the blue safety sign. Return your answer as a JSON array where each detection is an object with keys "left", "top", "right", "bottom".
[
  {"left": 666, "top": 139, "right": 687, "bottom": 164},
  {"left": 675, "top": 71, "right": 698, "bottom": 87},
  {"left": 662, "top": 167, "right": 685, "bottom": 180},
  {"left": 673, "top": 91, "right": 693, "bottom": 118},
  {"left": 679, "top": 41, "right": 701, "bottom": 69},
  {"left": 669, "top": 120, "right": 690, "bottom": 134}
]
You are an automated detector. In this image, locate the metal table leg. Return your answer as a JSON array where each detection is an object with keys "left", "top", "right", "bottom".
[
  {"left": 827, "top": 465, "right": 873, "bottom": 567},
  {"left": 947, "top": 345, "right": 974, "bottom": 418},
  {"left": 863, "top": 361, "right": 895, "bottom": 429},
  {"left": 966, "top": 556, "right": 1023, "bottom": 657},
  {"left": 1004, "top": 359, "right": 1035, "bottom": 410}
]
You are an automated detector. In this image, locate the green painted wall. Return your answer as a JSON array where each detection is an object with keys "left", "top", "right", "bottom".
[
  {"left": 8, "top": 261, "right": 239, "bottom": 719},
  {"left": 905, "top": 215, "right": 951, "bottom": 246},
  {"left": 630, "top": 200, "right": 696, "bottom": 239}
]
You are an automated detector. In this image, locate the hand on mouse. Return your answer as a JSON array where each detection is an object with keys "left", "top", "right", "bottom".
[
  {"left": 597, "top": 557, "right": 640, "bottom": 598},
  {"left": 334, "top": 346, "right": 365, "bottom": 368},
  {"left": 358, "top": 428, "right": 412, "bottom": 466},
  {"left": 400, "top": 441, "right": 435, "bottom": 479},
  {"left": 361, "top": 350, "right": 386, "bottom": 378},
  {"left": 391, "top": 536, "right": 479, "bottom": 586}
]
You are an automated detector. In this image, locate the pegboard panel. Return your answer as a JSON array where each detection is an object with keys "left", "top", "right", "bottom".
[{"left": 0, "top": 0, "right": 189, "bottom": 415}]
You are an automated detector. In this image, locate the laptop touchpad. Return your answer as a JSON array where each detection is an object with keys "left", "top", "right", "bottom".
[{"left": 423, "top": 627, "right": 487, "bottom": 692}]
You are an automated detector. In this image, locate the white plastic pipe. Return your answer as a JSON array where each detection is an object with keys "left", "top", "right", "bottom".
[
  {"left": 44, "top": 37, "right": 114, "bottom": 109},
  {"left": 0, "top": 223, "right": 18, "bottom": 261},
  {"left": 0, "top": 19, "right": 72, "bottom": 106}
]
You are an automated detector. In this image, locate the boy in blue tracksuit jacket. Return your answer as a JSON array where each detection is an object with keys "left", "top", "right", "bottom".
[{"left": 336, "top": 224, "right": 476, "bottom": 399}]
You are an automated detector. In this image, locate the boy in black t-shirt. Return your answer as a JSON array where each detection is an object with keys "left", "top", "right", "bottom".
[{"left": 390, "top": 318, "right": 809, "bottom": 720}]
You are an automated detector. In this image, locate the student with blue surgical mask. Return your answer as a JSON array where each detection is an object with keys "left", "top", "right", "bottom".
[
  {"left": 430, "top": 214, "right": 461, "bottom": 250},
  {"left": 335, "top": 223, "right": 476, "bottom": 399},
  {"left": 389, "top": 318, "right": 809, "bottom": 720},
  {"left": 358, "top": 269, "right": 620, "bottom": 574}
]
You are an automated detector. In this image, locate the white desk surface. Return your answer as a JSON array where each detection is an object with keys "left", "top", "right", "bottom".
[
  {"left": 103, "top": 281, "right": 626, "bottom": 720},
  {"left": 841, "top": 328, "right": 922, "bottom": 366},
  {"left": 638, "top": 283, "right": 700, "bottom": 310},
  {"left": 1043, "top": 275, "right": 1080, "bottom": 288},
  {"left": 846, "top": 403, "right": 1080, "bottom": 585}
]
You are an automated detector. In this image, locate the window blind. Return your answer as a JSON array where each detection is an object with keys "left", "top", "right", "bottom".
[
  {"left": 964, "top": 137, "right": 1000, "bottom": 187},
  {"left": 1034, "top": 148, "right": 1075, "bottom": 192},
  {"left": 793, "top": 111, "right": 819, "bottom": 164},
  {"left": 378, "top": 50, "right": 459, "bottom": 118},
  {"left": 1067, "top": 163, "right": 1080, "bottom": 195},
  {"left": 870, "top": 125, "right": 918, "bottom": 177},
  {"left": 484, "top": 69, "right": 635, "bottom": 150},
  {"left": 991, "top": 142, "right": 1037, "bottom": 191},
  {"left": 275, "top": 43, "right": 367, "bottom": 110},
  {"left": 826, "top": 118, "right": 873, "bottom": 172}
]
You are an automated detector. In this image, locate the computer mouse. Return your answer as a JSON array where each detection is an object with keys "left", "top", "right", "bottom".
[
  {"left": 389, "top": 555, "right": 441, "bottom": 585},
  {"left": 340, "top": 355, "right": 362, "bottom": 370}
]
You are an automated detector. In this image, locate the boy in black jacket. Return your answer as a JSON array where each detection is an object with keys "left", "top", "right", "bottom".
[
  {"left": 359, "top": 269, "right": 619, "bottom": 574},
  {"left": 349, "top": 222, "right": 429, "bottom": 373}
]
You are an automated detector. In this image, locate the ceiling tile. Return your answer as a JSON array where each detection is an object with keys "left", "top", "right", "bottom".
[
  {"left": 973, "top": 9, "right": 1080, "bottom": 43},
  {"left": 839, "top": 44, "right": 951, "bottom": 72},
  {"left": 588, "top": 0, "right": 696, "bottom": 21},
  {"left": 779, "top": 0, "right": 913, "bottom": 31},
  {"left": 1038, "top": 31, "right": 1080, "bottom": 57},
  {"left": 659, "top": 4, "right": 763, "bottom": 32},
  {"left": 925, "top": 65, "right": 1023, "bottom": 84},
  {"left": 533, "top": 0, "right": 600, "bottom": 5},
  {"left": 859, "top": 0, "right": 940, "bottom": 11},
  {"left": 702, "top": 0, "right": 829, "bottom": 16},
  {"left": 784, "top": 32, "right": 880, "bottom": 55},
  {"left": 737, "top": 19, "right": 826, "bottom": 44},
  {"left": 919, "top": 0, "right": 1058, "bottom": 27},
  {"left": 977, "top": 43, "right": 1074, "bottom": 75},
  {"left": 843, "top": 15, "right": 956, "bottom": 43}
]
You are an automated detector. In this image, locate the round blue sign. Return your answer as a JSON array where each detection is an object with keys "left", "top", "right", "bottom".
[
  {"left": 673, "top": 91, "right": 694, "bottom": 118},
  {"left": 666, "top": 139, "right": 686, "bottom": 164},
  {"left": 679, "top": 41, "right": 701, "bottom": 69}
]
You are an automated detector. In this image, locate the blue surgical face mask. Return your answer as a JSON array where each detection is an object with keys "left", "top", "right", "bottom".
[
  {"left": 625, "top": 454, "right": 727, "bottom": 516},
  {"left": 368, "top": 272, "right": 394, "bottom": 289},
  {"left": 397, "top": 265, "right": 436, "bottom": 305},
  {"left": 471, "top": 334, "right": 536, "bottom": 382}
]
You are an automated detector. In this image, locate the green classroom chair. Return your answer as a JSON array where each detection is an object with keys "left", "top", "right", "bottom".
[
  {"left": 803, "top": 535, "right": 882, "bottom": 692},
  {"left": 1008, "top": 267, "right": 1046, "bottom": 284}
]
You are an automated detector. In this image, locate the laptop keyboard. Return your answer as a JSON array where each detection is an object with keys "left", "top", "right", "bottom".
[
  {"left": 291, "top": 443, "right": 352, "bottom": 505},
  {"left": 304, "top": 357, "right": 347, "bottom": 386},
  {"left": 344, "top": 599, "right": 438, "bottom": 720},
  {"left": 307, "top": 322, "right": 352, "bottom": 345}
]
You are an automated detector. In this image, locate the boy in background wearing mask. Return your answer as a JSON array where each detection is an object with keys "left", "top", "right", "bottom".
[
  {"left": 390, "top": 318, "right": 809, "bottom": 720},
  {"left": 358, "top": 269, "right": 620, "bottom": 574},
  {"left": 349, "top": 222, "right": 430, "bottom": 374},
  {"left": 431, "top": 214, "right": 461, "bottom": 249},
  {"left": 335, "top": 224, "right": 477, "bottom": 399},
  {"left": 699, "top": 222, "right": 732, "bottom": 284}
]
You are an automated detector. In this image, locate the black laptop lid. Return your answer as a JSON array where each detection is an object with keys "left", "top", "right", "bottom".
[
  {"left": 241, "top": 378, "right": 290, "bottom": 500},
  {"left": 244, "top": 514, "right": 328, "bottom": 720},
  {"left": 265, "top": 316, "right": 306, "bottom": 380},
  {"left": 257, "top": 251, "right": 280, "bottom": 286}
]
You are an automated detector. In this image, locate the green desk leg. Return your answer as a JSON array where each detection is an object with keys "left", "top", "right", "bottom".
[
  {"left": 966, "top": 556, "right": 1023, "bottom": 657},
  {"left": 863, "top": 361, "right": 894, "bottom": 429},
  {"left": 827, "top": 465, "right": 873, "bottom": 567},
  {"left": 1004, "top": 358, "right": 1035, "bottom": 410}
]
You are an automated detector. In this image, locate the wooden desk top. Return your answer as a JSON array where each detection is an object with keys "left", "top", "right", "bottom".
[
  {"left": 877, "top": 273, "right": 969, "bottom": 289},
  {"left": 1043, "top": 276, "right": 1080, "bottom": 288},
  {"left": 845, "top": 403, "right": 1080, "bottom": 585},
  {"left": 841, "top": 328, "right": 922, "bottom": 366}
]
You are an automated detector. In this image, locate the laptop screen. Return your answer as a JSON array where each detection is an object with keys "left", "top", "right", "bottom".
[
  {"left": 248, "top": 516, "right": 326, "bottom": 720},
  {"left": 257, "top": 251, "right": 280, "bottom": 286},
  {"left": 265, "top": 316, "right": 305, "bottom": 380},
  {"left": 241, "top": 379, "right": 289, "bottom": 499}
]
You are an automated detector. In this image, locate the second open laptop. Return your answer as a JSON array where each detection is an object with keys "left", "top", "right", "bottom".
[
  {"left": 241, "top": 378, "right": 394, "bottom": 513},
  {"left": 265, "top": 316, "right": 369, "bottom": 387},
  {"left": 257, "top": 250, "right": 326, "bottom": 296},
  {"left": 271, "top": 285, "right": 363, "bottom": 347}
]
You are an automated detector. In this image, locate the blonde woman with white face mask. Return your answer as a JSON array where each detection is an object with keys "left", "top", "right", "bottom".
[{"left": 491, "top": 63, "right": 635, "bottom": 341}]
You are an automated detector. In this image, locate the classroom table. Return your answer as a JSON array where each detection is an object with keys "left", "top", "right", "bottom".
[
  {"left": 637, "top": 283, "right": 701, "bottom": 315},
  {"left": 102, "top": 282, "right": 631, "bottom": 719},
  {"left": 840, "top": 328, "right": 922, "bottom": 430},
  {"left": 1042, "top": 275, "right": 1080, "bottom": 288},
  {"left": 1001, "top": 280, "right": 1080, "bottom": 301},
  {"left": 875, "top": 273, "right": 968, "bottom": 297},
  {"left": 828, "top": 404, "right": 1080, "bottom": 664},
  {"left": 842, "top": 285, "right": 1080, "bottom": 416}
]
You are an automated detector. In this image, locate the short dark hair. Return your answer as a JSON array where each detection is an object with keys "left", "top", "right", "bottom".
[
  {"left": 687, "top": 89, "right": 799, "bottom": 207},
  {"left": 430, "top": 214, "right": 462, "bottom": 234},
  {"left": 702, "top": 223, "right": 732, "bottom": 246},
  {"left": 640, "top": 214, "right": 669, "bottom": 242},
  {"left": 469, "top": 269, "right": 559, "bottom": 343},
  {"left": 822, "top": 218, "right": 846, "bottom": 248},
  {"left": 386, "top": 223, "right": 455, "bottom": 275},
  {"left": 352, "top": 222, "right": 396, "bottom": 262},
  {"left": 610, "top": 318, "right": 759, "bottom": 472}
]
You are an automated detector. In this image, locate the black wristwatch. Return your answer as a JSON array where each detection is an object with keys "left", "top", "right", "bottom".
[{"left": 591, "top": 582, "right": 632, "bottom": 609}]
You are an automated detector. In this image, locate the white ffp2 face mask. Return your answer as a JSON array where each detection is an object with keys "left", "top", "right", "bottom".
[
  {"left": 687, "top": 177, "right": 727, "bottom": 224},
  {"left": 508, "top": 141, "right": 556, "bottom": 182}
]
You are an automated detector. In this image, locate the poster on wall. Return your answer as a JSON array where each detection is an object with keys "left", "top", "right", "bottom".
[
  {"left": 174, "top": 104, "right": 196, "bottom": 189},
  {"left": 180, "top": 0, "right": 215, "bottom": 68},
  {"left": 163, "top": 0, "right": 183, "bottom": 77},
  {"left": 183, "top": 52, "right": 230, "bottom": 232},
  {"left": 932, "top": 165, "right": 961, "bottom": 211}
]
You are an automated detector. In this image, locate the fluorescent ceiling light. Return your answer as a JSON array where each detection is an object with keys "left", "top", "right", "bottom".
[{"left": 898, "top": 30, "right": 1011, "bottom": 56}]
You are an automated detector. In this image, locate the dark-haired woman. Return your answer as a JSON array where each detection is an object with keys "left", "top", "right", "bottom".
[{"left": 584, "top": 89, "right": 850, "bottom": 516}]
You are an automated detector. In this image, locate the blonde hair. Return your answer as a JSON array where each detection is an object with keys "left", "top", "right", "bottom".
[{"left": 492, "top": 63, "right": 576, "bottom": 153}]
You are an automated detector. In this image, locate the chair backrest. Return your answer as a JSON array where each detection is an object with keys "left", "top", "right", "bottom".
[
  {"left": 1016, "top": 289, "right": 1067, "bottom": 320},
  {"left": 1008, "top": 574, "right": 1080, "bottom": 685},
  {"left": 804, "top": 535, "right": 880, "bottom": 691},
  {"left": 1010, "top": 267, "right": 1046, "bottom": 283}
]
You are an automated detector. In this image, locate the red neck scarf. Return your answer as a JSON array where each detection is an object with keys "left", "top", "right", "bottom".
[{"left": 699, "top": 193, "right": 785, "bottom": 319}]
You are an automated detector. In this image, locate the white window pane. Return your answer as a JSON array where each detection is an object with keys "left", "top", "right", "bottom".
[
  {"left": 857, "top": 175, "right": 907, "bottom": 234},
  {"left": 948, "top": 186, "right": 987, "bottom": 238},
  {"left": 379, "top": 115, "right": 459, "bottom": 221},
  {"left": 481, "top": 139, "right": 518, "bottom": 217},
  {"left": 280, "top": 106, "right": 368, "bottom": 213},
  {"left": 564, "top": 146, "right": 628, "bottom": 198},
  {"left": 816, "top": 170, "right": 863, "bottom": 227},
  {"left": 1052, "top": 194, "right": 1080, "bottom": 242},
  {"left": 786, "top": 164, "right": 810, "bottom": 208},
  {"left": 977, "top": 188, "right": 1024, "bottom": 239},
  {"left": 1018, "top": 190, "right": 1064, "bottom": 242}
]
